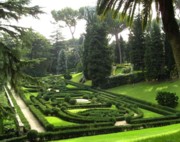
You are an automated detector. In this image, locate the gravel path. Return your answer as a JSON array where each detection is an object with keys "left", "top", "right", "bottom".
[
  {"left": 114, "top": 120, "right": 128, "bottom": 126},
  {"left": 9, "top": 87, "right": 45, "bottom": 132}
]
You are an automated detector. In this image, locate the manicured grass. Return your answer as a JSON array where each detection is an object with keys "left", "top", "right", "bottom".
[
  {"left": 71, "top": 72, "right": 82, "bottom": 82},
  {"left": 71, "top": 72, "right": 91, "bottom": 86},
  {"left": 52, "top": 124, "right": 180, "bottom": 142},
  {"left": 25, "top": 92, "right": 38, "bottom": 100},
  {"left": 45, "top": 116, "right": 76, "bottom": 127},
  {"left": 140, "top": 109, "right": 162, "bottom": 118},
  {"left": 107, "top": 79, "right": 180, "bottom": 110},
  {"left": 68, "top": 109, "right": 87, "bottom": 113},
  {"left": 66, "top": 84, "right": 77, "bottom": 88}
]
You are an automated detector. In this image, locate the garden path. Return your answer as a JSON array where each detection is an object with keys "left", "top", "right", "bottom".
[
  {"left": 9, "top": 86, "right": 45, "bottom": 132},
  {"left": 114, "top": 120, "right": 128, "bottom": 126}
]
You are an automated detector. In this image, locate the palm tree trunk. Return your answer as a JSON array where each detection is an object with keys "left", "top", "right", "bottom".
[
  {"left": 115, "top": 34, "right": 122, "bottom": 64},
  {"left": 159, "top": 0, "right": 180, "bottom": 78}
]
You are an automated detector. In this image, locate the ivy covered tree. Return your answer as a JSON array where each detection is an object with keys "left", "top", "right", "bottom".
[{"left": 86, "top": 23, "right": 112, "bottom": 87}]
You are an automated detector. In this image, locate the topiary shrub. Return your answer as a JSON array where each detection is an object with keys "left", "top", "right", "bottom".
[
  {"left": 156, "top": 91, "right": 179, "bottom": 108},
  {"left": 69, "top": 99, "right": 77, "bottom": 105},
  {"left": 63, "top": 73, "right": 72, "bottom": 80},
  {"left": 122, "top": 67, "right": 131, "bottom": 74},
  {"left": 27, "top": 130, "right": 38, "bottom": 142},
  {"left": 64, "top": 95, "right": 71, "bottom": 102}
]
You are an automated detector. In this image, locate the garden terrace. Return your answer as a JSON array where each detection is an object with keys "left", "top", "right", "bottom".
[{"left": 3, "top": 76, "right": 180, "bottom": 141}]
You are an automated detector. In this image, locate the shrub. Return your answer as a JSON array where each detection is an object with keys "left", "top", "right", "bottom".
[
  {"left": 63, "top": 74, "right": 72, "bottom": 80},
  {"left": 156, "top": 91, "right": 179, "bottom": 108},
  {"left": 101, "top": 72, "right": 144, "bottom": 89},
  {"left": 64, "top": 95, "right": 71, "bottom": 102},
  {"left": 27, "top": 130, "right": 38, "bottom": 142},
  {"left": 83, "top": 94, "right": 89, "bottom": 99},
  {"left": 69, "top": 99, "right": 77, "bottom": 105},
  {"left": 122, "top": 67, "right": 131, "bottom": 74}
]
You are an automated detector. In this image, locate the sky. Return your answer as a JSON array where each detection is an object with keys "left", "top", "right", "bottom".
[{"left": 17, "top": 0, "right": 98, "bottom": 40}]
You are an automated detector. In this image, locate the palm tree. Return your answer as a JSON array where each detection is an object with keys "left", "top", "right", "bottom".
[
  {"left": 97, "top": 0, "right": 180, "bottom": 78},
  {"left": 104, "top": 11, "right": 127, "bottom": 64}
]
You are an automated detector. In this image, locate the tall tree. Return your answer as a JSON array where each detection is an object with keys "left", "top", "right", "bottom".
[
  {"left": 82, "top": 7, "right": 98, "bottom": 79},
  {"left": 97, "top": 0, "right": 180, "bottom": 78},
  {"left": 128, "top": 15, "right": 145, "bottom": 71},
  {"left": 51, "top": 7, "right": 80, "bottom": 39},
  {"left": 24, "top": 32, "right": 51, "bottom": 77},
  {"left": 56, "top": 49, "right": 67, "bottom": 74},
  {"left": 164, "top": 34, "right": 176, "bottom": 78},
  {"left": 49, "top": 41, "right": 66, "bottom": 74},
  {"left": 87, "top": 23, "right": 112, "bottom": 87},
  {"left": 104, "top": 11, "right": 127, "bottom": 64},
  {"left": 0, "top": 0, "right": 42, "bottom": 90},
  {"left": 144, "top": 22, "right": 165, "bottom": 80}
]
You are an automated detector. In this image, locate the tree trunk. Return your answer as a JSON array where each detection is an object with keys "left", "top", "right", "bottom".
[
  {"left": 159, "top": 0, "right": 180, "bottom": 78},
  {"left": 0, "top": 118, "right": 3, "bottom": 134},
  {"left": 115, "top": 34, "right": 122, "bottom": 64}
]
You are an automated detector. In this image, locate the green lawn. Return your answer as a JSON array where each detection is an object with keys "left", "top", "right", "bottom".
[
  {"left": 45, "top": 116, "right": 76, "bottom": 127},
  {"left": 24, "top": 92, "right": 39, "bottom": 100},
  {"left": 71, "top": 72, "right": 91, "bottom": 86},
  {"left": 140, "top": 109, "right": 162, "bottom": 118},
  {"left": 52, "top": 124, "right": 180, "bottom": 142},
  {"left": 66, "top": 84, "right": 77, "bottom": 88},
  {"left": 107, "top": 79, "right": 180, "bottom": 110}
]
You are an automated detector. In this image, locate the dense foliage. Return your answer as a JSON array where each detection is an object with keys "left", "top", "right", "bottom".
[
  {"left": 156, "top": 91, "right": 179, "bottom": 108},
  {"left": 85, "top": 23, "right": 112, "bottom": 87}
]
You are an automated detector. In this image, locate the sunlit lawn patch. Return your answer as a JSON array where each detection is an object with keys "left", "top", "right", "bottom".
[
  {"left": 107, "top": 80, "right": 180, "bottom": 110},
  {"left": 25, "top": 92, "right": 38, "bottom": 100},
  {"left": 45, "top": 116, "right": 76, "bottom": 127},
  {"left": 140, "top": 109, "right": 162, "bottom": 118},
  {"left": 53, "top": 124, "right": 180, "bottom": 142}
]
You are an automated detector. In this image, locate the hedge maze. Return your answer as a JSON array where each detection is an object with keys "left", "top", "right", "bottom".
[{"left": 4, "top": 75, "right": 180, "bottom": 141}]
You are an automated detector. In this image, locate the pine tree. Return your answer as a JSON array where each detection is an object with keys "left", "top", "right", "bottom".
[
  {"left": 144, "top": 22, "right": 165, "bottom": 80},
  {"left": 129, "top": 15, "right": 145, "bottom": 71},
  {"left": 86, "top": 23, "right": 112, "bottom": 87},
  {"left": 56, "top": 49, "right": 67, "bottom": 74}
]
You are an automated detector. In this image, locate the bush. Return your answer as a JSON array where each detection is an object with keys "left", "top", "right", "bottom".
[
  {"left": 101, "top": 72, "right": 144, "bottom": 89},
  {"left": 63, "top": 74, "right": 72, "bottom": 80},
  {"left": 27, "top": 130, "right": 38, "bottom": 142},
  {"left": 69, "top": 99, "right": 77, "bottom": 105},
  {"left": 156, "top": 91, "right": 179, "bottom": 108},
  {"left": 122, "top": 67, "right": 131, "bottom": 74},
  {"left": 64, "top": 95, "right": 71, "bottom": 102}
]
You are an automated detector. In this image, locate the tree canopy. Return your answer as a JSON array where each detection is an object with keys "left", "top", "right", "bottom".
[{"left": 96, "top": 0, "right": 180, "bottom": 78}]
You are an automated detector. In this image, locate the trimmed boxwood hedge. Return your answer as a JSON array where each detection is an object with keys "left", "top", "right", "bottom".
[
  {"left": 28, "top": 105, "right": 52, "bottom": 131},
  {"left": 5, "top": 86, "right": 30, "bottom": 131},
  {"left": 101, "top": 72, "right": 145, "bottom": 89}
]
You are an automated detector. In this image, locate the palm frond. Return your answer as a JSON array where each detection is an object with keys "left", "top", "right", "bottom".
[
  {"left": 113, "top": 0, "right": 124, "bottom": 18},
  {"left": 141, "top": 0, "right": 153, "bottom": 30},
  {"left": 97, "top": 0, "right": 111, "bottom": 15},
  {"left": 155, "top": 0, "right": 160, "bottom": 23}
]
